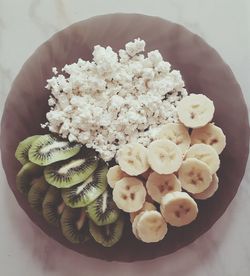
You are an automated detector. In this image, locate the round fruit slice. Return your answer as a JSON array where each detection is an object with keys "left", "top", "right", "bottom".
[
  {"left": 178, "top": 158, "right": 212, "bottom": 193},
  {"left": 130, "top": 201, "right": 156, "bottom": 223},
  {"left": 156, "top": 123, "right": 191, "bottom": 153},
  {"left": 15, "top": 135, "right": 40, "bottom": 165},
  {"left": 132, "top": 212, "right": 145, "bottom": 240},
  {"left": 28, "top": 134, "right": 82, "bottom": 166},
  {"left": 136, "top": 210, "right": 168, "bottom": 243},
  {"left": 191, "top": 123, "right": 226, "bottom": 154},
  {"left": 42, "top": 186, "right": 65, "bottom": 227},
  {"left": 146, "top": 172, "right": 182, "bottom": 203},
  {"left": 112, "top": 177, "right": 146, "bottom": 212},
  {"left": 16, "top": 162, "right": 43, "bottom": 196},
  {"left": 177, "top": 94, "right": 215, "bottom": 128},
  {"left": 28, "top": 177, "right": 49, "bottom": 213},
  {"left": 106, "top": 165, "right": 128, "bottom": 188},
  {"left": 61, "top": 161, "right": 108, "bottom": 208},
  {"left": 44, "top": 149, "right": 99, "bottom": 188},
  {"left": 147, "top": 139, "right": 183, "bottom": 174},
  {"left": 89, "top": 215, "right": 125, "bottom": 247},
  {"left": 192, "top": 174, "right": 219, "bottom": 200},
  {"left": 160, "top": 191, "right": 198, "bottom": 227},
  {"left": 87, "top": 189, "right": 120, "bottom": 226},
  {"left": 116, "top": 143, "right": 149, "bottom": 176},
  {"left": 185, "top": 144, "right": 220, "bottom": 174},
  {"left": 60, "top": 206, "right": 89, "bottom": 244}
]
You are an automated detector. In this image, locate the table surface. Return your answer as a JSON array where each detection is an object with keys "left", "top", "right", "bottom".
[{"left": 0, "top": 1, "right": 249, "bottom": 276}]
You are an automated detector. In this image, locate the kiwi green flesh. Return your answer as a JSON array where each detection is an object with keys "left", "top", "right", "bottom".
[
  {"left": 89, "top": 216, "right": 124, "bottom": 247},
  {"left": 15, "top": 135, "right": 41, "bottom": 165},
  {"left": 87, "top": 189, "right": 120, "bottom": 226},
  {"left": 16, "top": 162, "right": 43, "bottom": 196},
  {"left": 44, "top": 153, "right": 99, "bottom": 189},
  {"left": 28, "top": 177, "right": 49, "bottom": 213},
  {"left": 60, "top": 206, "right": 89, "bottom": 244},
  {"left": 42, "top": 186, "right": 65, "bottom": 227},
  {"left": 61, "top": 161, "right": 108, "bottom": 208},
  {"left": 28, "top": 134, "right": 82, "bottom": 166}
]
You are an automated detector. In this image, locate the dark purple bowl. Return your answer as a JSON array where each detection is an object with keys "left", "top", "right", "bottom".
[{"left": 1, "top": 14, "right": 249, "bottom": 262}]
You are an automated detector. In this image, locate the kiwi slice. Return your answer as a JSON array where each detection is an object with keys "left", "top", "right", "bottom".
[
  {"left": 42, "top": 186, "right": 65, "bottom": 227},
  {"left": 28, "top": 177, "right": 49, "bottom": 213},
  {"left": 60, "top": 206, "right": 89, "bottom": 244},
  {"left": 87, "top": 189, "right": 120, "bottom": 226},
  {"left": 28, "top": 134, "right": 82, "bottom": 166},
  {"left": 61, "top": 161, "right": 108, "bottom": 208},
  {"left": 16, "top": 162, "right": 43, "bottom": 196},
  {"left": 44, "top": 148, "right": 99, "bottom": 188},
  {"left": 15, "top": 135, "right": 40, "bottom": 165},
  {"left": 89, "top": 215, "right": 125, "bottom": 247}
]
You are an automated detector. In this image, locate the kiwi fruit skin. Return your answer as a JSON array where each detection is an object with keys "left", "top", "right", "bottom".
[
  {"left": 61, "top": 160, "right": 108, "bottom": 208},
  {"left": 87, "top": 189, "right": 120, "bottom": 226},
  {"left": 60, "top": 206, "right": 89, "bottom": 244},
  {"left": 44, "top": 149, "right": 99, "bottom": 188},
  {"left": 28, "top": 134, "right": 82, "bottom": 166},
  {"left": 28, "top": 177, "right": 49, "bottom": 214},
  {"left": 15, "top": 135, "right": 40, "bottom": 165},
  {"left": 42, "top": 186, "right": 65, "bottom": 227},
  {"left": 89, "top": 215, "right": 124, "bottom": 247},
  {"left": 16, "top": 162, "right": 43, "bottom": 196}
]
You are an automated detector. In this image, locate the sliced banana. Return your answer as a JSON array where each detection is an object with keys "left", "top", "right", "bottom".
[
  {"left": 160, "top": 191, "right": 198, "bottom": 227},
  {"left": 146, "top": 172, "right": 181, "bottom": 203},
  {"left": 136, "top": 210, "right": 168, "bottom": 243},
  {"left": 185, "top": 144, "right": 220, "bottom": 174},
  {"left": 177, "top": 94, "right": 215, "bottom": 128},
  {"left": 178, "top": 158, "right": 212, "bottom": 193},
  {"left": 130, "top": 201, "right": 156, "bottom": 223},
  {"left": 192, "top": 174, "right": 219, "bottom": 200},
  {"left": 132, "top": 212, "right": 145, "bottom": 240},
  {"left": 116, "top": 143, "right": 149, "bottom": 176},
  {"left": 156, "top": 123, "right": 191, "bottom": 153},
  {"left": 112, "top": 177, "right": 146, "bottom": 212},
  {"left": 191, "top": 123, "right": 226, "bottom": 154},
  {"left": 147, "top": 139, "right": 183, "bottom": 174},
  {"left": 106, "top": 165, "right": 128, "bottom": 188}
]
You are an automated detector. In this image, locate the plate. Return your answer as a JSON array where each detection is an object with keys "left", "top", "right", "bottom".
[{"left": 1, "top": 14, "right": 249, "bottom": 262}]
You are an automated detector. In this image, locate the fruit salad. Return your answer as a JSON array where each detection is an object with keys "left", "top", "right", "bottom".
[{"left": 14, "top": 39, "right": 226, "bottom": 247}]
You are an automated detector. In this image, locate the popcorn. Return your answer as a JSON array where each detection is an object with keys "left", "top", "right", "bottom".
[{"left": 44, "top": 38, "right": 187, "bottom": 161}]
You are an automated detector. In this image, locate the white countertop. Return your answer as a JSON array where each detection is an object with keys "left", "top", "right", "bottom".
[{"left": 0, "top": 1, "right": 249, "bottom": 275}]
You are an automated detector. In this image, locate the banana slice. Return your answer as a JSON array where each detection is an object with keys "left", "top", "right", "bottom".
[
  {"left": 112, "top": 177, "right": 146, "bottom": 212},
  {"left": 185, "top": 144, "right": 220, "bottom": 174},
  {"left": 136, "top": 210, "right": 168, "bottom": 243},
  {"left": 132, "top": 212, "right": 145, "bottom": 240},
  {"left": 106, "top": 165, "right": 128, "bottom": 188},
  {"left": 178, "top": 158, "right": 212, "bottom": 193},
  {"left": 177, "top": 94, "right": 215, "bottom": 128},
  {"left": 156, "top": 123, "right": 191, "bottom": 153},
  {"left": 116, "top": 143, "right": 149, "bottom": 176},
  {"left": 146, "top": 172, "right": 181, "bottom": 203},
  {"left": 191, "top": 123, "right": 226, "bottom": 154},
  {"left": 192, "top": 174, "right": 219, "bottom": 200},
  {"left": 160, "top": 191, "right": 198, "bottom": 227},
  {"left": 147, "top": 139, "right": 183, "bottom": 174},
  {"left": 130, "top": 201, "right": 156, "bottom": 223}
]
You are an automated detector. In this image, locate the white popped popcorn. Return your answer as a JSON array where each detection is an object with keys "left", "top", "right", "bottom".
[{"left": 44, "top": 38, "right": 188, "bottom": 161}]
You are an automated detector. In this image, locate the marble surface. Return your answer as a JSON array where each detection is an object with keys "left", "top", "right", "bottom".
[{"left": 0, "top": 0, "right": 249, "bottom": 275}]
